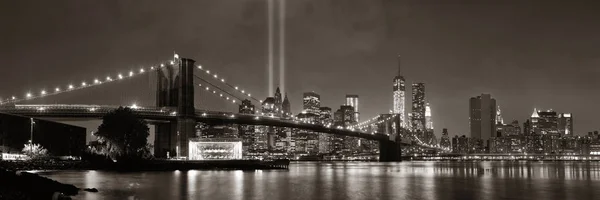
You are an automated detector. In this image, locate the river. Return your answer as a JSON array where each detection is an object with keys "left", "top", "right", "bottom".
[{"left": 39, "top": 161, "right": 600, "bottom": 200}]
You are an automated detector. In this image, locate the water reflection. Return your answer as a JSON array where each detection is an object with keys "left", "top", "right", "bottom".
[{"left": 40, "top": 161, "right": 600, "bottom": 200}]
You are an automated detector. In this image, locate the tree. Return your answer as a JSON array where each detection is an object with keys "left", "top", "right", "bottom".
[
  {"left": 95, "top": 107, "right": 150, "bottom": 160},
  {"left": 22, "top": 143, "right": 48, "bottom": 159}
]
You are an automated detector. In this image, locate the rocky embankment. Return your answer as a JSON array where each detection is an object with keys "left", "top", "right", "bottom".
[{"left": 0, "top": 167, "right": 78, "bottom": 200}]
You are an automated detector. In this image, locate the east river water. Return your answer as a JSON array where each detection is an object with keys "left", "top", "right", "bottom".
[{"left": 40, "top": 161, "right": 600, "bottom": 200}]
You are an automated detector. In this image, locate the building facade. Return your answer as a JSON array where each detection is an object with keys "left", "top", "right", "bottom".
[
  {"left": 411, "top": 83, "right": 426, "bottom": 132},
  {"left": 469, "top": 94, "right": 497, "bottom": 142},
  {"left": 393, "top": 55, "right": 407, "bottom": 128},
  {"left": 345, "top": 95, "right": 359, "bottom": 122},
  {"left": 303, "top": 92, "right": 321, "bottom": 115}
]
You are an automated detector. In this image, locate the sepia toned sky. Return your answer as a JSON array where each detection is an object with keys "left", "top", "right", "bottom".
[{"left": 1, "top": 0, "right": 599, "bottom": 139}]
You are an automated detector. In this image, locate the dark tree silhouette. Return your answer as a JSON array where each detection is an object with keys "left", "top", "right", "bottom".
[{"left": 96, "top": 106, "right": 149, "bottom": 160}]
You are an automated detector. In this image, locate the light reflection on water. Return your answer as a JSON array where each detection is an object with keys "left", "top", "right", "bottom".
[{"left": 40, "top": 161, "right": 600, "bottom": 200}]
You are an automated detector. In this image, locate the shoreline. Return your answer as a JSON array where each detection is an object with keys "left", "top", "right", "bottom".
[{"left": 0, "top": 159, "right": 290, "bottom": 172}]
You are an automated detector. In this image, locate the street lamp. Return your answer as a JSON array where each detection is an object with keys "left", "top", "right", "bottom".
[{"left": 30, "top": 118, "right": 35, "bottom": 154}]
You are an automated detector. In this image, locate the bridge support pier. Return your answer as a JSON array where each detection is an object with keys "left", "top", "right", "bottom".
[
  {"left": 154, "top": 56, "right": 197, "bottom": 159},
  {"left": 379, "top": 140, "right": 402, "bottom": 162},
  {"left": 176, "top": 118, "right": 195, "bottom": 158}
]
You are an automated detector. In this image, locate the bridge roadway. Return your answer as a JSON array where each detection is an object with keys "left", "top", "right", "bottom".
[{"left": 0, "top": 104, "right": 390, "bottom": 141}]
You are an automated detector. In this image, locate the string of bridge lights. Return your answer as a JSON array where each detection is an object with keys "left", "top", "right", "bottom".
[
  {"left": 0, "top": 59, "right": 172, "bottom": 106},
  {"left": 196, "top": 81, "right": 241, "bottom": 105},
  {"left": 351, "top": 115, "right": 381, "bottom": 129},
  {"left": 351, "top": 115, "right": 395, "bottom": 130},
  {"left": 194, "top": 64, "right": 261, "bottom": 103}
]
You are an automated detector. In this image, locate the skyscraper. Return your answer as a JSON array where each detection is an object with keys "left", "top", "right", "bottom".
[
  {"left": 558, "top": 113, "right": 573, "bottom": 135},
  {"left": 411, "top": 83, "right": 426, "bottom": 132},
  {"left": 274, "top": 87, "right": 283, "bottom": 111},
  {"left": 282, "top": 93, "right": 291, "bottom": 117},
  {"left": 238, "top": 99, "right": 256, "bottom": 156},
  {"left": 392, "top": 55, "right": 406, "bottom": 127},
  {"left": 496, "top": 106, "right": 504, "bottom": 125},
  {"left": 425, "top": 102, "right": 433, "bottom": 130},
  {"left": 439, "top": 128, "right": 451, "bottom": 150},
  {"left": 303, "top": 92, "right": 320, "bottom": 115},
  {"left": 318, "top": 107, "right": 333, "bottom": 154},
  {"left": 469, "top": 94, "right": 497, "bottom": 141},
  {"left": 345, "top": 94, "right": 359, "bottom": 122},
  {"left": 531, "top": 109, "right": 559, "bottom": 135},
  {"left": 333, "top": 105, "right": 357, "bottom": 155}
]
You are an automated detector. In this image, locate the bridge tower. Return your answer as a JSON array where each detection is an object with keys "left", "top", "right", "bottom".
[
  {"left": 379, "top": 115, "right": 403, "bottom": 162},
  {"left": 154, "top": 56, "right": 196, "bottom": 158}
]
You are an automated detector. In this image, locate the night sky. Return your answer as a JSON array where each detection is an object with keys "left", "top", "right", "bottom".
[{"left": 1, "top": 0, "right": 599, "bottom": 138}]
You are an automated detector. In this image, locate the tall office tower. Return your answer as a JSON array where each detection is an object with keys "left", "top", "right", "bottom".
[
  {"left": 318, "top": 107, "right": 333, "bottom": 154},
  {"left": 531, "top": 109, "right": 560, "bottom": 135},
  {"left": 345, "top": 94, "right": 360, "bottom": 122},
  {"left": 392, "top": 55, "right": 406, "bottom": 127},
  {"left": 439, "top": 128, "right": 451, "bottom": 150},
  {"left": 558, "top": 113, "right": 573, "bottom": 135},
  {"left": 238, "top": 99, "right": 255, "bottom": 156},
  {"left": 303, "top": 92, "right": 321, "bottom": 115},
  {"left": 282, "top": 93, "right": 291, "bottom": 117},
  {"left": 425, "top": 102, "right": 433, "bottom": 130},
  {"left": 496, "top": 106, "right": 504, "bottom": 125},
  {"left": 523, "top": 119, "right": 532, "bottom": 135},
  {"left": 295, "top": 113, "right": 318, "bottom": 155},
  {"left": 256, "top": 97, "right": 277, "bottom": 153},
  {"left": 274, "top": 87, "right": 283, "bottom": 112},
  {"left": 411, "top": 83, "right": 426, "bottom": 132},
  {"left": 532, "top": 109, "right": 560, "bottom": 153},
  {"left": 469, "top": 94, "right": 497, "bottom": 141}
]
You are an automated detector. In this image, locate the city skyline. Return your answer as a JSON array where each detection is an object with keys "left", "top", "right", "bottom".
[{"left": 1, "top": 1, "right": 599, "bottom": 137}]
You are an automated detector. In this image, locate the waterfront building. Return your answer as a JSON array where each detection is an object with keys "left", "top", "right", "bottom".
[{"left": 188, "top": 138, "right": 242, "bottom": 160}]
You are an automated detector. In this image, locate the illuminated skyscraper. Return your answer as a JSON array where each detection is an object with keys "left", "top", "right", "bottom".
[
  {"left": 274, "top": 87, "right": 283, "bottom": 111},
  {"left": 282, "top": 93, "right": 291, "bottom": 117},
  {"left": 496, "top": 106, "right": 504, "bottom": 125},
  {"left": 558, "top": 113, "right": 573, "bottom": 135},
  {"left": 318, "top": 107, "right": 333, "bottom": 154},
  {"left": 303, "top": 92, "right": 320, "bottom": 115},
  {"left": 345, "top": 94, "right": 359, "bottom": 122},
  {"left": 469, "top": 94, "right": 497, "bottom": 141},
  {"left": 392, "top": 55, "right": 406, "bottom": 127},
  {"left": 425, "top": 102, "right": 433, "bottom": 130},
  {"left": 439, "top": 128, "right": 451, "bottom": 150},
  {"left": 238, "top": 99, "right": 256, "bottom": 155},
  {"left": 531, "top": 109, "right": 559, "bottom": 135},
  {"left": 411, "top": 83, "right": 426, "bottom": 132}
]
